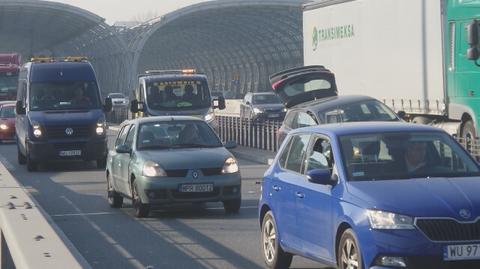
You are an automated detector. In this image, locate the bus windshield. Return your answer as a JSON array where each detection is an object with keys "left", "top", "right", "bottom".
[
  {"left": 146, "top": 80, "right": 211, "bottom": 110},
  {"left": 29, "top": 81, "right": 101, "bottom": 111}
]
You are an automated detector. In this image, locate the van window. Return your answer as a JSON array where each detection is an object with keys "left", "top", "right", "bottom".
[{"left": 29, "top": 81, "right": 101, "bottom": 111}]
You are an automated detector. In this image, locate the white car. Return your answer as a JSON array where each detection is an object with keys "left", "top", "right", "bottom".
[{"left": 108, "top": 93, "right": 129, "bottom": 107}]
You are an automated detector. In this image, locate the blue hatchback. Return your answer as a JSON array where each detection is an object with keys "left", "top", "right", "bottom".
[{"left": 259, "top": 122, "right": 480, "bottom": 269}]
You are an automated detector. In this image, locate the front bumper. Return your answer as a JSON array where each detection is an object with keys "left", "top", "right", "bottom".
[
  {"left": 136, "top": 172, "right": 241, "bottom": 204},
  {"left": 27, "top": 136, "right": 107, "bottom": 162},
  {"left": 360, "top": 228, "right": 480, "bottom": 269}
]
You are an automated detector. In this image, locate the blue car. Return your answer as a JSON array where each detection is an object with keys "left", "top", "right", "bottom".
[{"left": 259, "top": 122, "right": 480, "bottom": 269}]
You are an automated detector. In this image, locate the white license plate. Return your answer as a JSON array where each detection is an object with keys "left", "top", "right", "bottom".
[
  {"left": 268, "top": 113, "right": 279, "bottom": 118},
  {"left": 179, "top": 184, "right": 213, "bottom": 193},
  {"left": 444, "top": 244, "right": 480, "bottom": 261},
  {"left": 59, "top": 150, "right": 82, "bottom": 157}
]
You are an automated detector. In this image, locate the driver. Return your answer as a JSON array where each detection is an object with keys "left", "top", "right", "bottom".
[{"left": 182, "top": 84, "right": 198, "bottom": 104}]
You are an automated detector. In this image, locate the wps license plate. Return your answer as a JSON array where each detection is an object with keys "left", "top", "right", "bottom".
[
  {"left": 59, "top": 150, "right": 81, "bottom": 157},
  {"left": 179, "top": 184, "right": 213, "bottom": 193},
  {"left": 444, "top": 244, "right": 480, "bottom": 261}
]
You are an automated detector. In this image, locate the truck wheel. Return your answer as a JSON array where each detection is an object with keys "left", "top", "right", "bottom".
[
  {"left": 17, "top": 146, "right": 26, "bottom": 165},
  {"left": 461, "top": 120, "right": 477, "bottom": 154}
]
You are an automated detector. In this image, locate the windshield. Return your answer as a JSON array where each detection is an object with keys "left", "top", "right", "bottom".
[
  {"left": 0, "top": 74, "right": 18, "bottom": 98},
  {"left": 137, "top": 121, "right": 222, "bottom": 150},
  {"left": 146, "top": 80, "right": 210, "bottom": 110},
  {"left": 0, "top": 106, "right": 15, "bottom": 118},
  {"left": 320, "top": 99, "right": 398, "bottom": 123},
  {"left": 253, "top": 94, "right": 282, "bottom": 104},
  {"left": 29, "top": 81, "right": 101, "bottom": 111},
  {"left": 340, "top": 131, "right": 480, "bottom": 181}
]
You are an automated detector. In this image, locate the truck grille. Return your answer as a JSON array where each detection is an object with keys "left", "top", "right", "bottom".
[
  {"left": 416, "top": 218, "right": 480, "bottom": 242},
  {"left": 45, "top": 125, "right": 93, "bottom": 139}
]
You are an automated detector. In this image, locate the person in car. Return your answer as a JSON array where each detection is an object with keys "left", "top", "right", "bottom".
[
  {"left": 71, "top": 86, "right": 91, "bottom": 107},
  {"left": 182, "top": 84, "right": 198, "bottom": 104}
]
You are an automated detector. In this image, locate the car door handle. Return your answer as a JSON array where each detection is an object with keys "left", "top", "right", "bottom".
[
  {"left": 272, "top": 185, "right": 281, "bottom": 192},
  {"left": 295, "top": 192, "right": 305, "bottom": 199}
]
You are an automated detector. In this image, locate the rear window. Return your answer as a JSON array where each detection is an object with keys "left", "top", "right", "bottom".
[
  {"left": 253, "top": 94, "right": 282, "bottom": 104},
  {"left": 282, "top": 77, "right": 332, "bottom": 97},
  {"left": 319, "top": 99, "right": 398, "bottom": 123}
]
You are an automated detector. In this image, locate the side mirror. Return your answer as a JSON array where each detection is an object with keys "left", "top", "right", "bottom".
[
  {"left": 397, "top": 110, "right": 407, "bottom": 120},
  {"left": 130, "top": 100, "right": 144, "bottom": 113},
  {"left": 224, "top": 140, "right": 237, "bottom": 149},
  {"left": 306, "top": 169, "right": 335, "bottom": 185},
  {"left": 104, "top": 97, "right": 113, "bottom": 112},
  {"left": 115, "top": 144, "right": 131, "bottom": 154},
  {"left": 218, "top": 96, "right": 226, "bottom": 110},
  {"left": 16, "top": 100, "right": 25, "bottom": 115}
]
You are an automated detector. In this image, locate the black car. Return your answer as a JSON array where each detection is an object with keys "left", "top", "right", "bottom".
[
  {"left": 239, "top": 92, "right": 286, "bottom": 122},
  {"left": 270, "top": 66, "right": 402, "bottom": 145}
]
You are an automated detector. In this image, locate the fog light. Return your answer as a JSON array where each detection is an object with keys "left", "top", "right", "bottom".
[{"left": 376, "top": 256, "right": 406, "bottom": 267}]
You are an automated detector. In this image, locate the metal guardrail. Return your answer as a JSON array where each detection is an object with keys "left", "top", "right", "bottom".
[
  {"left": 0, "top": 163, "right": 91, "bottom": 269},
  {"left": 106, "top": 106, "right": 129, "bottom": 125},
  {"left": 217, "top": 116, "right": 282, "bottom": 152}
]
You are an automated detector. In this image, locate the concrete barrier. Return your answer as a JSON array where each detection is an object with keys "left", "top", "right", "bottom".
[{"left": 0, "top": 163, "right": 91, "bottom": 269}]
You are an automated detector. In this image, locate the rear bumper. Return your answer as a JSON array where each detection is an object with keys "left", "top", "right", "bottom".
[
  {"left": 0, "top": 128, "right": 15, "bottom": 140},
  {"left": 27, "top": 136, "right": 107, "bottom": 162}
]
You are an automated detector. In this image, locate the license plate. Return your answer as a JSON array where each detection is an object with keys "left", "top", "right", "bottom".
[
  {"left": 179, "top": 184, "right": 213, "bottom": 193},
  {"left": 268, "top": 113, "right": 279, "bottom": 118},
  {"left": 444, "top": 244, "right": 480, "bottom": 261},
  {"left": 59, "top": 150, "right": 81, "bottom": 157}
]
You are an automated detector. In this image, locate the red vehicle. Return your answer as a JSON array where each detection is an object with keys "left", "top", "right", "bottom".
[
  {"left": 0, "top": 101, "right": 16, "bottom": 142},
  {"left": 0, "top": 53, "right": 20, "bottom": 101}
]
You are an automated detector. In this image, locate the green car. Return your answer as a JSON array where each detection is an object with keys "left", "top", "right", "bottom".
[{"left": 106, "top": 116, "right": 241, "bottom": 218}]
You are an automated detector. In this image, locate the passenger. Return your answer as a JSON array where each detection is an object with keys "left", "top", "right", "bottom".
[
  {"left": 182, "top": 84, "right": 198, "bottom": 103},
  {"left": 403, "top": 141, "right": 428, "bottom": 173},
  {"left": 162, "top": 85, "right": 178, "bottom": 107},
  {"left": 177, "top": 124, "right": 203, "bottom": 145},
  {"left": 71, "top": 86, "right": 91, "bottom": 107},
  {"left": 148, "top": 85, "right": 162, "bottom": 106}
]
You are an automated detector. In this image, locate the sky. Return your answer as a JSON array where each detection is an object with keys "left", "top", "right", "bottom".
[{"left": 49, "top": 0, "right": 211, "bottom": 24}]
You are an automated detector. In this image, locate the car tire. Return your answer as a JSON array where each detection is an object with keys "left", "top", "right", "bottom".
[
  {"left": 26, "top": 154, "right": 37, "bottom": 172},
  {"left": 261, "top": 211, "right": 292, "bottom": 269},
  {"left": 337, "top": 229, "right": 363, "bottom": 269},
  {"left": 132, "top": 182, "right": 149, "bottom": 218},
  {"left": 107, "top": 174, "right": 123, "bottom": 208},
  {"left": 223, "top": 198, "right": 241, "bottom": 214},
  {"left": 97, "top": 157, "right": 107, "bottom": 169},
  {"left": 17, "top": 146, "right": 26, "bottom": 165}
]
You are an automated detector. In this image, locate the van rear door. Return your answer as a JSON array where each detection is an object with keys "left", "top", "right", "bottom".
[{"left": 269, "top": 65, "right": 337, "bottom": 108}]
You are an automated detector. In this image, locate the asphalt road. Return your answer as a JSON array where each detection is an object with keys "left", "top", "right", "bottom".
[{"left": 0, "top": 139, "right": 329, "bottom": 269}]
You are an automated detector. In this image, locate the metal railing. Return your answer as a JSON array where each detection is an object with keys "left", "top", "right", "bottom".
[
  {"left": 0, "top": 163, "right": 91, "bottom": 269},
  {"left": 216, "top": 116, "right": 282, "bottom": 152}
]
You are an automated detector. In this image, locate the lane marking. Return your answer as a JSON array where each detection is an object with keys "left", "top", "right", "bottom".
[
  {"left": 51, "top": 212, "right": 120, "bottom": 217},
  {"left": 60, "top": 196, "right": 146, "bottom": 269}
]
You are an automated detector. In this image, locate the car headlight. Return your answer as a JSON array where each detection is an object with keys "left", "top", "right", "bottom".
[
  {"left": 253, "top": 108, "right": 263, "bottom": 114},
  {"left": 367, "top": 210, "right": 415, "bottom": 229},
  {"left": 282, "top": 108, "right": 287, "bottom": 112},
  {"left": 222, "top": 157, "right": 239, "bottom": 174},
  {"left": 96, "top": 118, "right": 106, "bottom": 135},
  {"left": 31, "top": 121, "right": 42, "bottom": 138},
  {"left": 142, "top": 161, "right": 167, "bottom": 177},
  {"left": 0, "top": 123, "right": 8, "bottom": 130}
]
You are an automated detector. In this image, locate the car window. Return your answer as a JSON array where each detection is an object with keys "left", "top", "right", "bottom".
[
  {"left": 278, "top": 136, "right": 293, "bottom": 168},
  {"left": 305, "top": 136, "right": 333, "bottom": 173},
  {"left": 284, "top": 111, "right": 297, "bottom": 129},
  {"left": 285, "top": 134, "right": 311, "bottom": 173},
  {"left": 340, "top": 131, "right": 480, "bottom": 181},
  {"left": 115, "top": 125, "right": 130, "bottom": 147},
  {"left": 320, "top": 99, "right": 398, "bottom": 123},
  {"left": 124, "top": 125, "right": 136, "bottom": 148},
  {"left": 296, "top": 112, "right": 317, "bottom": 128}
]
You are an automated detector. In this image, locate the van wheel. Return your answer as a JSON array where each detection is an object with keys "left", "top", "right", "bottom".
[
  {"left": 26, "top": 155, "right": 37, "bottom": 172},
  {"left": 17, "top": 146, "right": 26, "bottom": 165},
  {"left": 132, "top": 182, "right": 149, "bottom": 218},
  {"left": 261, "top": 211, "right": 292, "bottom": 269}
]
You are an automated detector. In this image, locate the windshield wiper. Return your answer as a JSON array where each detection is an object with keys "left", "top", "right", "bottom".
[
  {"left": 175, "top": 143, "right": 219, "bottom": 148},
  {"left": 139, "top": 145, "right": 173, "bottom": 150}
]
